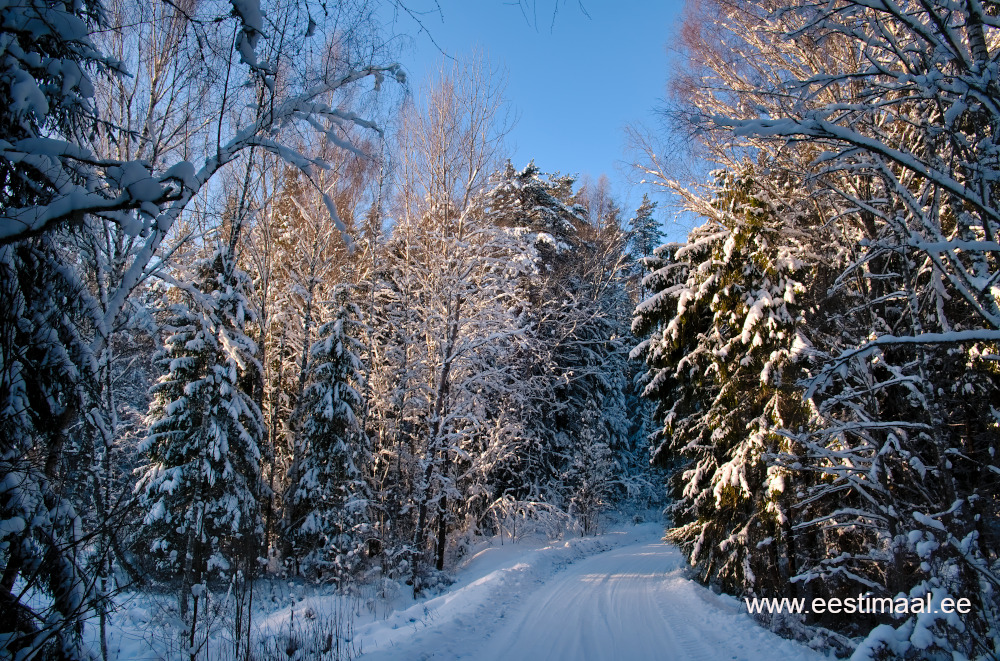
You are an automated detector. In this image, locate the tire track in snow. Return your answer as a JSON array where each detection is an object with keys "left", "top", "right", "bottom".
[
  {"left": 479, "top": 542, "right": 723, "bottom": 660},
  {"left": 359, "top": 530, "right": 827, "bottom": 661},
  {"left": 647, "top": 558, "right": 718, "bottom": 661}
]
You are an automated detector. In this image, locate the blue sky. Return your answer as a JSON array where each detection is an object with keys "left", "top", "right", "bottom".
[{"left": 385, "top": 1, "right": 688, "bottom": 240}]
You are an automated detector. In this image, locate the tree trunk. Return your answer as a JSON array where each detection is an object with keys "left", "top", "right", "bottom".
[{"left": 436, "top": 493, "right": 447, "bottom": 571}]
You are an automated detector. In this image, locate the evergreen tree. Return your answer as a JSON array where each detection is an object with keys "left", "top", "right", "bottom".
[
  {"left": 0, "top": 237, "right": 101, "bottom": 660},
  {"left": 137, "top": 245, "right": 265, "bottom": 617},
  {"left": 485, "top": 161, "right": 585, "bottom": 240},
  {"left": 0, "top": 1, "right": 120, "bottom": 655},
  {"left": 627, "top": 194, "right": 663, "bottom": 259},
  {"left": 480, "top": 162, "right": 637, "bottom": 517},
  {"left": 283, "top": 286, "right": 371, "bottom": 584},
  {"left": 0, "top": 0, "right": 120, "bottom": 237},
  {"left": 252, "top": 165, "right": 359, "bottom": 565},
  {"left": 633, "top": 168, "right": 816, "bottom": 598}
]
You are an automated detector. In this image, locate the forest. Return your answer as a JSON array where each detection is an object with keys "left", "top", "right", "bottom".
[{"left": 2, "top": 0, "right": 1000, "bottom": 660}]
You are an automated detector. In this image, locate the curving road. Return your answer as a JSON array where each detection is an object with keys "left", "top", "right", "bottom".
[
  {"left": 358, "top": 530, "right": 825, "bottom": 661},
  {"left": 476, "top": 540, "right": 822, "bottom": 661}
]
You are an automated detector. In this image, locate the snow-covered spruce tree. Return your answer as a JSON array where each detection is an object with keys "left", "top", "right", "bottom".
[
  {"left": 486, "top": 161, "right": 582, "bottom": 241},
  {"left": 478, "top": 161, "right": 584, "bottom": 506},
  {"left": 0, "top": 0, "right": 119, "bottom": 240},
  {"left": 617, "top": 195, "right": 668, "bottom": 509},
  {"left": 136, "top": 244, "right": 265, "bottom": 619},
  {"left": 251, "top": 163, "right": 366, "bottom": 565},
  {"left": 627, "top": 193, "right": 664, "bottom": 301},
  {"left": 283, "top": 285, "right": 371, "bottom": 584},
  {"left": 628, "top": 193, "right": 664, "bottom": 260},
  {"left": 632, "top": 168, "right": 817, "bottom": 599},
  {"left": 0, "top": 237, "right": 103, "bottom": 660},
  {"left": 674, "top": 1, "right": 1000, "bottom": 655},
  {"left": 0, "top": 1, "right": 120, "bottom": 656},
  {"left": 550, "top": 263, "right": 635, "bottom": 518},
  {"left": 481, "top": 161, "right": 637, "bottom": 518},
  {"left": 571, "top": 200, "right": 652, "bottom": 510}
]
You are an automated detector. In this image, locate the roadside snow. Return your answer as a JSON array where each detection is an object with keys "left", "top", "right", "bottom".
[
  {"left": 356, "top": 522, "right": 829, "bottom": 660},
  {"left": 88, "top": 522, "right": 829, "bottom": 660}
]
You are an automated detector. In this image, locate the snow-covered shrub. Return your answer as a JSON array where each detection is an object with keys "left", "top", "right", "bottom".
[{"left": 255, "top": 605, "right": 360, "bottom": 661}]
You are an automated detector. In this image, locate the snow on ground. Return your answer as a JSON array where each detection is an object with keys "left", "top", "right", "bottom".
[
  {"left": 355, "top": 522, "right": 829, "bottom": 661},
  {"left": 352, "top": 524, "right": 662, "bottom": 659},
  {"left": 89, "top": 521, "right": 830, "bottom": 660}
]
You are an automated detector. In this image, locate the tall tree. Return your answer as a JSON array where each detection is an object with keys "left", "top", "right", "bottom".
[
  {"left": 136, "top": 244, "right": 265, "bottom": 627},
  {"left": 632, "top": 167, "right": 817, "bottom": 598},
  {"left": 632, "top": 0, "right": 1000, "bottom": 655},
  {"left": 283, "top": 286, "right": 370, "bottom": 583},
  {"left": 628, "top": 194, "right": 663, "bottom": 260},
  {"left": 481, "top": 161, "right": 639, "bottom": 520},
  {"left": 373, "top": 54, "right": 524, "bottom": 591},
  {"left": 250, "top": 160, "right": 370, "bottom": 565},
  {"left": 0, "top": 1, "right": 120, "bottom": 656}
]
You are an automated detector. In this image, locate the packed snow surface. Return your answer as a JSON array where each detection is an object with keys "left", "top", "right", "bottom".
[
  {"left": 357, "top": 522, "right": 827, "bottom": 660},
  {"left": 89, "top": 522, "right": 828, "bottom": 660}
]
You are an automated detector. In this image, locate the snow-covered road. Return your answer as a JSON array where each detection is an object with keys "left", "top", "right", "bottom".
[
  {"left": 358, "top": 526, "right": 827, "bottom": 660},
  {"left": 477, "top": 540, "right": 823, "bottom": 661}
]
